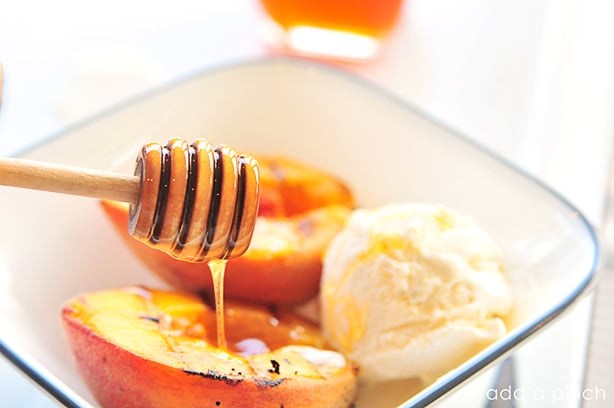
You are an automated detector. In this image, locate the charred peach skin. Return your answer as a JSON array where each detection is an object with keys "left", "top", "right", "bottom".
[
  {"left": 62, "top": 287, "right": 357, "bottom": 408},
  {"left": 101, "top": 156, "right": 354, "bottom": 304},
  {"left": 102, "top": 201, "right": 350, "bottom": 304}
]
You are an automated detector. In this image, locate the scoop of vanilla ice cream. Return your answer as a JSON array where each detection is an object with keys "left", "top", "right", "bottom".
[{"left": 320, "top": 203, "right": 512, "bottom": 383}]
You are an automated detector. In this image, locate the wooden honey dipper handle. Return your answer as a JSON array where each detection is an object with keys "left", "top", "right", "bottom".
[
  {"left": 0, "top": 156, "right": 140, "bottom": 204},
  {"left": 0, "top": 138, "right": 260, "bottom": 263}
]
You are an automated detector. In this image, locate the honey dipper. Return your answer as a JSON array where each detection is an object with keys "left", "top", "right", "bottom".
[{"left": 0, "top": 138, "right": 260, "bottom": 262}]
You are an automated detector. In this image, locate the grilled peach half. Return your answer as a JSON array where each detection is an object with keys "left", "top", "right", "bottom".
[
  {"left": 256, "top": 156, "right": 354, "bottom": 217},
  {"left": 62, "top": 287, "right": 357, "bottom": 408},
  {"left": 101, "top": 156, "right": 354, "bottom": 305}
]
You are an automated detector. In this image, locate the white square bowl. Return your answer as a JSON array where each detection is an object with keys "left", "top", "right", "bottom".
[{"left": 0, "top": 58, "right": 600, "bottom": 407}]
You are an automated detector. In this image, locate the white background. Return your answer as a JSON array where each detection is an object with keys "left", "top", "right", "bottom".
[{"left": 1, "top": 0, "right": 614, "bottom": 406}]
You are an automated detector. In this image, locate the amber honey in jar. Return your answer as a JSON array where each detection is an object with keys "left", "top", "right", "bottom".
[{"left": 258, "top": 0, "right": 404, "bottom": 61}]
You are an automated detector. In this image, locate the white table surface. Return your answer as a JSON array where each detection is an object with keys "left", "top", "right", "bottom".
[{"left": 2, "top": 0, "right": 614, "bottom": 406}]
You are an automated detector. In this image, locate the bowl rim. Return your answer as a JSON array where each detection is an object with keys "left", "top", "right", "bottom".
[{"left": 0, "top": 56, "right": 602, "bottom": 408}]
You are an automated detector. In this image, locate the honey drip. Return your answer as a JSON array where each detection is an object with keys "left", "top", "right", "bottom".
[{"left": 208, "top": 259, "right": 227, "bottom": 349}]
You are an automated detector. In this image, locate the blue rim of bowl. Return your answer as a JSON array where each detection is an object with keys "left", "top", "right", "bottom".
[
  {"left": 0, "top": 56, "right": 602, "bottom": 408},
  {"left": 0, "top": 342, "right": 93, "bottom": 408}
]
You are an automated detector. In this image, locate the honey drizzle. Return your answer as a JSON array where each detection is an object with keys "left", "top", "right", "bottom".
[{"left": 208, "top": 259, "right": 228, "bottom": 349}]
